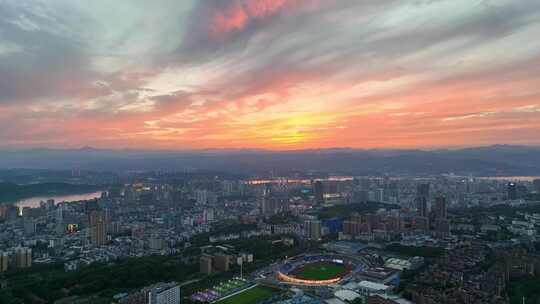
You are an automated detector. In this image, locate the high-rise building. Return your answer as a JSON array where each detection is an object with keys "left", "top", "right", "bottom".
[
  {"left": 386, "top": 216, "right": 403, "bottom": 232},
  {"left": 45, "top": 199, "right": 55, "bottom": 210},
  {"left": 0, "top": 206, "right": 7, "bottom": 220},
  {"left": 260, "top": 196, "right": 273, "bottom": 216},
  {"left": 416, "top": 183, "right": 430, "bottom": 218},
  {"left": 507, "top": 182, "right": 518, "bottom": 200},
  {"left": 305, "top": 219, "right": 322, "bottom": 240},
  {"left": 386, "top": 182, "right": 400, "bottom": 203},
  {"left": 85, "top": 200, "right": 99, "bottom": 212},
  {"left": 533, "top": 179, "right": 540, "bottom": 193},
  {"left": 413, "top": 216, "right": 429, "bottom": 231},
  {"left": 200, "top": 255, "right": 213, "bottom": 274},
  {"left": 23, "top": 219, "right": 36, "bottom": 235},
  {"left": 213, "top": 254, "right": 230, "bottom": 272},
  {"left": 56, "top": 205, "right": 65, "bottom": 236},
  {"left": 434, "top": 196, "right": 447, "bottom": 219},
  {"left": 313, "top": 181, "right": 325, "bottom": 205},
  {"left": 259, "top": 185, "right": 289, "bottom": 216},
  {"left": 375, "top": 189, "right": 385, "bottom": 202},
  {"left": 196, "top": 190, "right": 208, "bottom": 205},
  {"left": 435, "top": 218, "right": 450, "bottom": 236},
  {"left": 89, "top": 210, "right": 107, "bottom": 246},
  {"left": 416, "top": 197, "right": 428, "bottom": 218},
  {"left": 21, "top": 207, "right": 32, "bottom": 219},
  {"left": 147, "top": 282, "right": 180, "bottom": 304},
  {"left": 221, "top": 180, "right": 236, "bottom": 195},
  {"left": 0, "top": 251, "right": 8, "bottom": 272},
  {"left": 1, "top": 205, "right": 18, "bottom": 222},
  {"left": 15, "top": 247, "right": 32, "bottom": 268},
  {"left": 260, "top": 183, "right": 275, "bottom": 216},
  {"left": 203, "top": 208, "right": 215, "bottom": 222},
  {"left": 196, "top": 190, "right": 217, "bottom": 205},
  {"left": 343, "top": 219, "right": 360, "bottom": 236},
  {"left": 416, "top": 183, "right": 430, "bottom": 198}
]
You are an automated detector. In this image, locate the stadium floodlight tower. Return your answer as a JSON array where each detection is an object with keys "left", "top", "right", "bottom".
[{"left": 239, "top": 258, "right": 243, "bottom": 279}]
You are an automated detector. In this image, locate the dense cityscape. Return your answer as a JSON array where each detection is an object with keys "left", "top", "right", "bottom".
[
  {"left": 1, "top": 169, "right": 540, "bottom": 304},
  {"left": 2, "top": 0, "right": 540, "bottom": 303}
]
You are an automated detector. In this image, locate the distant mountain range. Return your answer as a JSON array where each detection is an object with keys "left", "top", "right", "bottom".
[{"left": 0, "top": 145, "right": 539, "bottom": 176}]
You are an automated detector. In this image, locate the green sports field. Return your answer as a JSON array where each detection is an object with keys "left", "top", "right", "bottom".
[
  {"left": 216, "top": 286, "right": 276, "bottom": 304},
  {"left": 295, "top": 262, "right": 347, "bottom": 280}
]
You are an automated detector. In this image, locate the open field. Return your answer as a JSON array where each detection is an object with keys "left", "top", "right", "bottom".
[
  {"left": 216, "top": 285, "right": 277, "bottom": 304},
  {"left": 294, "top": 262, "right": 348, "bottom": 280}
]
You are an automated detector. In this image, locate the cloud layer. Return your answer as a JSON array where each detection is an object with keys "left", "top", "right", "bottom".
[{"left": 1, "top": 0, "right": 540, "bottom": 149}]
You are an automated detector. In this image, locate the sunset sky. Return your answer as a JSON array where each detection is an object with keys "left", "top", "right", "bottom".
[{"left": 1, "top": 0, "right": 540, "bottom": 150}]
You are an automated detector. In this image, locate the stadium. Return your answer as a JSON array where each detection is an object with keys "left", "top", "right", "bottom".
[{"left": 276, "top": 254, "right": 367, "bottom": 286}]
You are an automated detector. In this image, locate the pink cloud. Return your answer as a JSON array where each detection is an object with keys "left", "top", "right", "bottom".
[{"left": 208, "top": 0, "right": 317, "bottom": 39}]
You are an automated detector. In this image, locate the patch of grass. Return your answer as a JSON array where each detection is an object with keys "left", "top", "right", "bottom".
[
  {"left": 216, "top": 286, "right": 276, "bottom": 304},
  {"left": 296, "top": 262, "right": 346, "bottom": 280},
  {"left": 508, "top": 277, "right": 540, "bottom": 304}
]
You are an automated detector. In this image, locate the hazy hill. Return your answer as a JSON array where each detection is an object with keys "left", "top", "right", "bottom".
[{"left": 0, "top": 145, "right": 538, "bottom": 176}]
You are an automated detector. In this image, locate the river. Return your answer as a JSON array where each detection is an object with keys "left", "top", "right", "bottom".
[
  {"left": 477, "top": 176, "right": 540, "bottom": 182},
  {"left": 14, "top": 191, "right": 103, "bottom": 209}
]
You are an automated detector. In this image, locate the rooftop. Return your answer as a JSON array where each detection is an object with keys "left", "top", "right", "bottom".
[{"left": 357, "top": 280, "right": 391, "bottom": 291}]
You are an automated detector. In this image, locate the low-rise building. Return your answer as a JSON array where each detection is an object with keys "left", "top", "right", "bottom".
[
  {"left": 357, "top": 281, "right": 392, "bottom": 298},
  {"left": 384, "top": 257, "right": 424, "bottom": 271}
]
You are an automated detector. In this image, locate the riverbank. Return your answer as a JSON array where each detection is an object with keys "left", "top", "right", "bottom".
[{"left": 0, "top": 182, "right": 103, "bottom": 204}]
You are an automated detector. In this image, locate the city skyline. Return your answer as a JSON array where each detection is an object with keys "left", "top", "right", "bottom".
[{"left": 1, "top": 0, "right": 540, "bottom": 150}]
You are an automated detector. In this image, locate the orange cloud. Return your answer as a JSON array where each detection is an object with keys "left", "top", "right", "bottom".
[{"left": 3, "top": 1, "right": 540, "bottom": 151}]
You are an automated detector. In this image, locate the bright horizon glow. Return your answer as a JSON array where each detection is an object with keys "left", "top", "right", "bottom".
[{"left": 1, "top": 1, "right": 540, "bottom": 150}]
